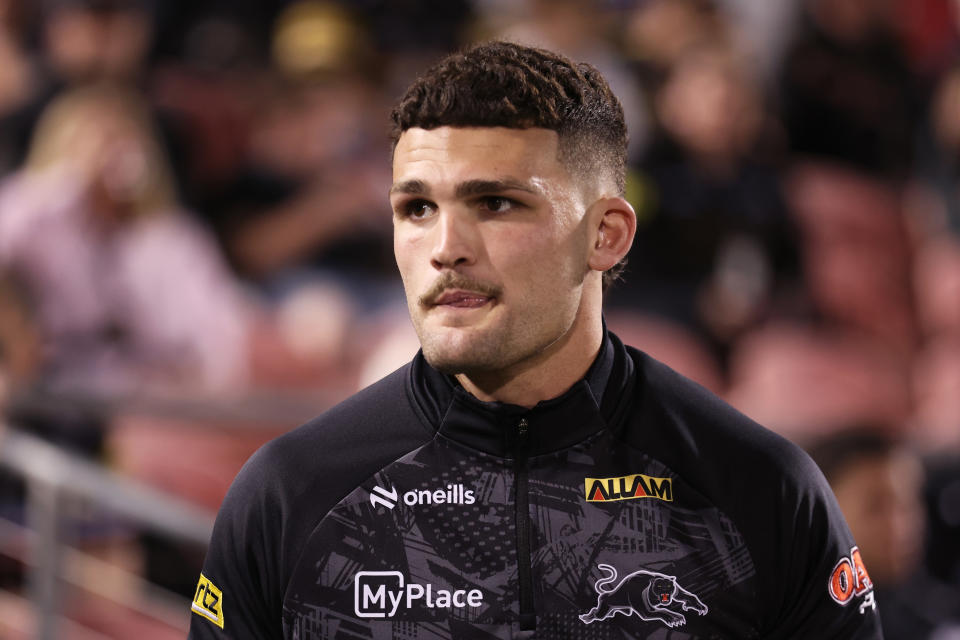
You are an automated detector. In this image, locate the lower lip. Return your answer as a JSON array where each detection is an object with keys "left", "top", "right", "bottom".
[
  {"left": 437, "top": 297, "right": 491, "bottom": 309},
  {"left": 429, "top": 297, "right": 497, "bottom": 317}
]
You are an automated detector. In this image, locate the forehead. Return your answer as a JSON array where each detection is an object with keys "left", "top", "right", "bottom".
[{"left": 392, "top": 126, "right": 567, "bottom": 185}]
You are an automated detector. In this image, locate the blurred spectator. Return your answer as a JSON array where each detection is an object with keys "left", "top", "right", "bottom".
[
  {"left": 779, "top": 0, "right": 921, "bottom": 178},
  {"left": 0, "top": 0, "right": 157, "bottom": 172},
  {"left": 0, "top": 83, "right": 344, "bottom": 604},
  {"left": 608, "top": 44, "right": 800, "bottom": 369},
  {"left": 196, "top": 2, "right": 399, "bottom": 330},
  {"left": 223, "top": 75, "right": 393, "bottom": 289},
  {"left": 809, "top": 428, "right": 960, "bottom": 639},
  {"left": 0, "top": 83, "right": 253, "bottom": 396}
]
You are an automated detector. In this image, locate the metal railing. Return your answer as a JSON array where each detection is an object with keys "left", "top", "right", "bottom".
[{"left": 0, "top": 424, "right": 218, "bottom": 640}]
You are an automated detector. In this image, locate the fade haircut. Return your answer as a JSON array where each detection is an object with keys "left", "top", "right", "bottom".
[{"left": 390, "top": 41, "right": 629, "bottom": 289}]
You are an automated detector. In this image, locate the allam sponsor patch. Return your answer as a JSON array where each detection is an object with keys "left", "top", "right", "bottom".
[{"left": 585, "top": 473, "right": 673, "bottom": 502}]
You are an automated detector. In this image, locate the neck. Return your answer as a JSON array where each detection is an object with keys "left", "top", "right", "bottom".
[{"left": 455, "top": 296, "right": 604, "bottom": 408}]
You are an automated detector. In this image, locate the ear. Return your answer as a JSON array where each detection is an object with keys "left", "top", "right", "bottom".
[{"left": 586, "top": 196, "right": 636, "bottom": 272}]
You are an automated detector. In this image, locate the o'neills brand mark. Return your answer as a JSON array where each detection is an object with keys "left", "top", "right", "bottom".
[
  {"left": 404, "top": 484, "right": 475, "bottom": 506},
  {"left": 370, "top": 484, "right": 476, "bottom": 510},
  {"left": 354, "top": 571, "right": 483, "bottom": 618},
  {"left": 585, "top": 474, "right": 673, "bottom": 502}
]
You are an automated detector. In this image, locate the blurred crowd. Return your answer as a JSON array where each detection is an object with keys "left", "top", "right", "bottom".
[{"left": 0, "top": 0, "right": 958, "bottom": 637}]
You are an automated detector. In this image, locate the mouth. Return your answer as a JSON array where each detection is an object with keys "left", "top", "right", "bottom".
[
  {"left": 419, "top": 274, "right": 503, "bottom": 312},
  {"left": 430, "top": 289, "right": 495, "bottom": 309}
]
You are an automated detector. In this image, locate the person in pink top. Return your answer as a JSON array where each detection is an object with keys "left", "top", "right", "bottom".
[{"left": 0, "top": 84, "right": 252, "bottom": 394}]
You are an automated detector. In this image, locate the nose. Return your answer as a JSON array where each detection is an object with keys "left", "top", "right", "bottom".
[{"left": 430, "top": 209, "right": 476, "bottom": 270}]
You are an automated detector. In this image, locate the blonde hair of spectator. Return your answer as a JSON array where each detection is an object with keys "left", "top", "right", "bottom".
[{"left": 24, "top": 83, "right": 177, "bottom": 218}]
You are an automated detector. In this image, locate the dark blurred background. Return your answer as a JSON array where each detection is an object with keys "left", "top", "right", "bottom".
[{"left": 0, "top": 0, "right": 958, "bottom": 637}]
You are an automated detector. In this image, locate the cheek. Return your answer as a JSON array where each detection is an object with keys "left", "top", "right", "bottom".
[
  {"left": 498, "top": 230, "right": 584, "bottom": 300},
  {"left": 489, "top": 229, "right": 554, "bottom": 276},
  {"left": 393, "top": 230, "right": 423, "bottom": 282},
  {"left": 528, "top": 224, "right": 588, "bottom": 275}
]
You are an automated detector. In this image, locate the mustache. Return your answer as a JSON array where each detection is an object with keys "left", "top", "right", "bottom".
[{"left": 418, "top": 272, "right": 503, "bottom": 306}]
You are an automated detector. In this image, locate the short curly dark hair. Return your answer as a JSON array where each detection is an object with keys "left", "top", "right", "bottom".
[{"left": 390, "top": 41, "right": 630, "bottom": 289}]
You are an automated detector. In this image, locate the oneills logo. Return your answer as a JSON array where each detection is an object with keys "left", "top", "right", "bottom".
[
  {"left": 585, "top": 474, "right": 673, "bottom": 502},
  {"left": 370, "top": 484, "right": 475, "bottom": 510},
  {"left": 192, "top": 573, "right": 224, "bottom": 628}
]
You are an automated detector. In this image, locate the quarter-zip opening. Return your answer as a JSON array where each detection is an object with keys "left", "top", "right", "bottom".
[{"left": 514, "top": 417, "right": 536, "bottom": 631}]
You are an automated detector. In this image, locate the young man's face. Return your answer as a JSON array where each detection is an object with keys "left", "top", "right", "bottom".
[{"left": 391, "top": 126, "right": 595, "bottom": 378}]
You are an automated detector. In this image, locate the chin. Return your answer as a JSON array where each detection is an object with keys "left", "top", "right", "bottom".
[
  {"left": 421, "top": 348, "right": 488, "bottom": 376},
  {"left": 420, "top": 336, "right": 507, "bottom": 376},
  {"left": 416, "top": 322, "right": 493, "bottom": 369}
]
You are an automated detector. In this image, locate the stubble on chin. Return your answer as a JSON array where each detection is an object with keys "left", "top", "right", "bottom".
[{"left": 415, "top": 322, "right": 502, "bottom": 375}]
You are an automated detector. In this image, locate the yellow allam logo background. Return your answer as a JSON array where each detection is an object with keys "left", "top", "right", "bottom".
[
  {"left": 585, "top": 473, "right": 673, "bottom": 502},
  {"left": 192, "top": 573, "right": 225, "bottom": 629}
]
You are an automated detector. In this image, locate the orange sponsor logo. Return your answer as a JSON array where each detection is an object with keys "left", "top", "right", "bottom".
[{"left": 828, "top": 546, "right": 875, "bottom": 613}]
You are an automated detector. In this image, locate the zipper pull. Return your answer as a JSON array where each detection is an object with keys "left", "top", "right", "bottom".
[{"left": 516, "top": 418, "right": 529, "bottom": 457}]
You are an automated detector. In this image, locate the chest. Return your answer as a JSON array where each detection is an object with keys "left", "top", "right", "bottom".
[{"left": 281, "top": 434, "right": 761, "bottom": 639}]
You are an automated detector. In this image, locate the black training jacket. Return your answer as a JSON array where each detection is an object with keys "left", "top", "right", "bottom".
[{"left": 189, "top": 331, "right": 884, "bottom": 639}]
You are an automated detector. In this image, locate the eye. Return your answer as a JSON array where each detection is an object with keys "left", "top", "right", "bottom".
[
  {"left": 397, "top": 199, "right": 435, "bottom": 220},
  {"left": 479, "top": 196, "right": 515, "bottom": 213}
]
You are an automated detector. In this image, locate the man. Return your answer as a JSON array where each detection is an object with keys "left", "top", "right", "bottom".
[{"left": 189, "top": 41, "right": 883, "bottom": 639}]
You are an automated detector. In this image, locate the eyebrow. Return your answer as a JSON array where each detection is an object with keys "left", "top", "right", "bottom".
[
  {"left": 389, "top": 178, "right": 541, "bottom": 198},
  {"left": 389, "top": 179, "right": 427, "bottom": 196},
  {"left": 455, "top": 179, "right": 540, "bottom": 198}
]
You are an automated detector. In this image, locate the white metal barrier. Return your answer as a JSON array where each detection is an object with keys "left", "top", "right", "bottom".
[{"left": 0, "top": 425, "right": 217, "bottom": 640}]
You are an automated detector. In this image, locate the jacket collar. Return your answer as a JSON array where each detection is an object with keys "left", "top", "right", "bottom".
[{"left": 406, "top": 328, "right": 635, "bottom": 458}]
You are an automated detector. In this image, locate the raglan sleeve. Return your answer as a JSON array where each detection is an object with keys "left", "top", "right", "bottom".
[
  {"left": 763, "top": 448, "right": 885, "bottom": 639},
  {"left": 188, "top": 444, "right": 287, "bottom": 639}
]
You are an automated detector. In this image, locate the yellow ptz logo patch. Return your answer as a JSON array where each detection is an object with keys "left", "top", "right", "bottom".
[
  {"left": 585, "top": 473, "right": 673, "bottom": 502},
  {"left": 192, "top": 573, "right": 224, "bottom": 628}
]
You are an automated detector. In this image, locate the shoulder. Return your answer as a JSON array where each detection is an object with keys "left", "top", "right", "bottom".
[
  {"left": 621, "top": 347, "right": 878, "bottom": 633},
  {"left": 207, "top": 363, "right": 437, "bottom": 606},
  {"left": 622, "top": 346, "right": 834, "bottom": 547},
  {"left": 234, "top": 363, "right": 434, "bottom": 514},
  {"left": 626, "top": 346, "right": 813, "bottom": 477}
]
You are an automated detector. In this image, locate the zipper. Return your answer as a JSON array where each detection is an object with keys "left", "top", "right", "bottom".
[{"left": 514, "top": 418, "right": 536, "bottom": 631}]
